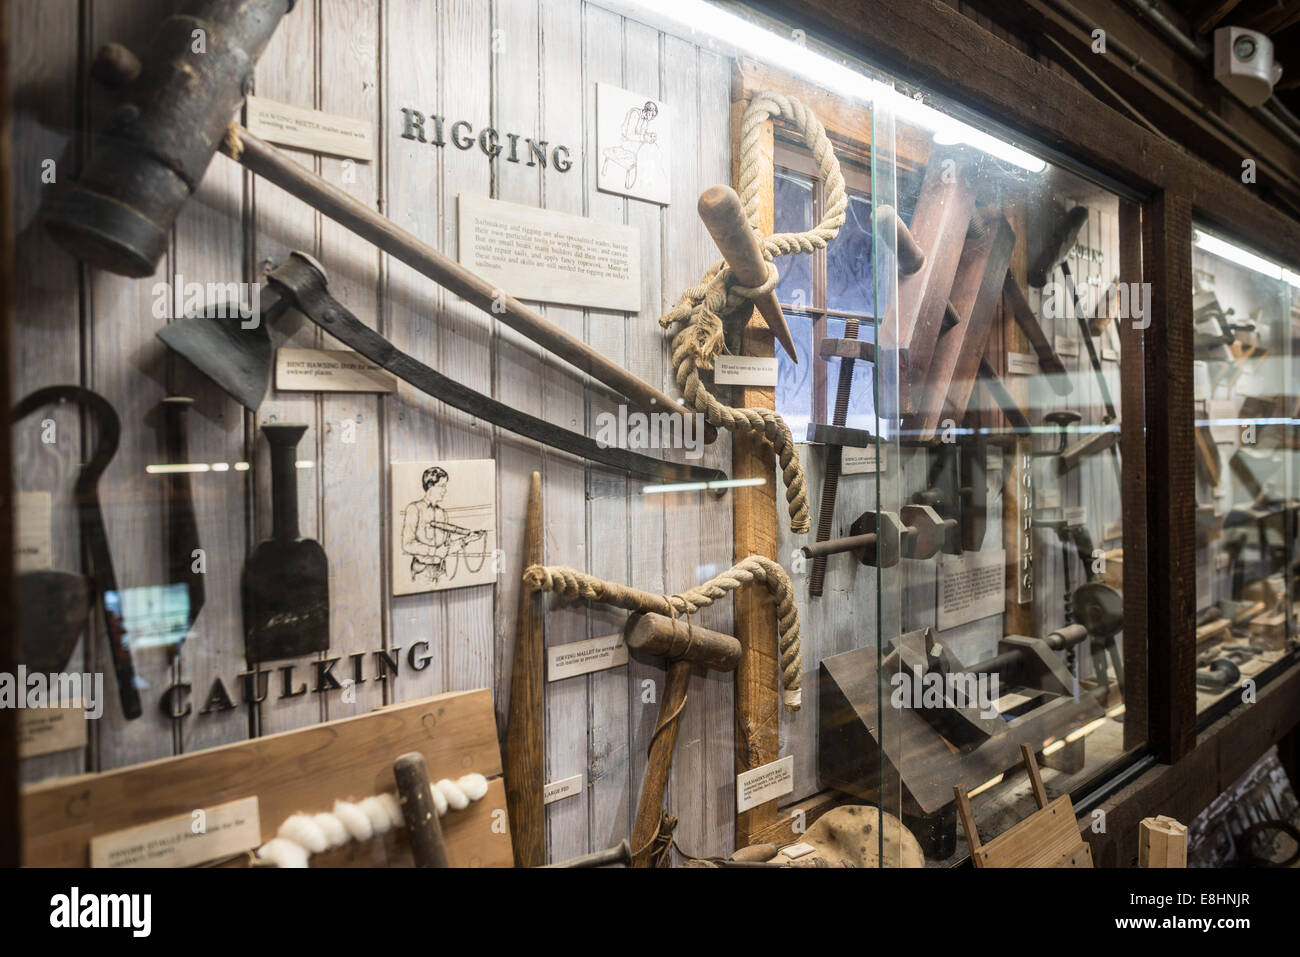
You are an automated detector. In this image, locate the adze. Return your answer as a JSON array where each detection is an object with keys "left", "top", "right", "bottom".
[{"left": 158, "top": 252, "right": 728, "bottom": 486}]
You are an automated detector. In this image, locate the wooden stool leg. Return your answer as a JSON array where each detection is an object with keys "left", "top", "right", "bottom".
[
  {"left": 953, "top": 785, "right": 982, "bottom": 863},
  {"left": 1021, "top": 743, "right": 1049, "bottom": 809}
]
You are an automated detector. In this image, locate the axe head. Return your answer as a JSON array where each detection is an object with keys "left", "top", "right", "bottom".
[{"left": 156, "top": 299, "right": 276, "bottom": 411}]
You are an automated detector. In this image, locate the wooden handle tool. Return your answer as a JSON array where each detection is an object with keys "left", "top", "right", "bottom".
[{"left": 697, "top": 185, "right": 798, "bottom": 362}]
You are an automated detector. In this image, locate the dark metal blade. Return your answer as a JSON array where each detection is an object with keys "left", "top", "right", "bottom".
[
  {"left": 17, "top": 571, "right": 91, "bottom": 673},
  {"left": 242, "top": 539, "right": 330, "bottom": 663},
  {"left": 156, "top": 309, "right": 272, "bottom": 411}
]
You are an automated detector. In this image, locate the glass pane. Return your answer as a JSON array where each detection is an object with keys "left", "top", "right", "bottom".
[
  {"left": 777, "top": 310, "right": 816, "bottom": 442},
  {"left": 827, "top": 191, "right": 875, "bottom": 313},
  {"left": 774, "top": 168, "right": 814, "bottom": 309},
  {"left": 825, "top": 315, "right": 876, "bottom": 430},
  {"left": 1190, "top": 226, "right": 1300, "bottom": 724}
]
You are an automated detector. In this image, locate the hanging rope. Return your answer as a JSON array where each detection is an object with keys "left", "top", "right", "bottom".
[
  {"left": 522, "top": 555, "right": 802, "bottom": 710},
  {"left": 658, "top": 90, "right": 848, "bottom": 535}
]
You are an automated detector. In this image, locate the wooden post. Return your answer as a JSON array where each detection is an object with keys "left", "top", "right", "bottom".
[
  {"left": 1001, "top": 198, "right": 1034, "bottom": 637},
  {"left": 730, "top": 84, "right": 782, "bottom": 849},
  {"left": 0, "top": 0, "right": 16, "bottom": 870},
  {"left": 1118, "top": 198, "right": 1150, "bottom": 753},
  {"left": 1141, "top": 192, "right": 1197, "bottom": 763}
]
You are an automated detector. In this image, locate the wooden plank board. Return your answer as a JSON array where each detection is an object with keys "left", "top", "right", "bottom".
[
  {"left": 22, "top": 690, "right": 508, "bottom": 867},
  {"left": 973, "top": 795, "right": 1088, "bottom": 868},
  {"left": 11, "top": 0, "right": 86, "bottom": 785}
]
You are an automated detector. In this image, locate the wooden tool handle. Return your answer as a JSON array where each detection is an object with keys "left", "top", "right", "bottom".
[
  {"left": 697, "top": 185, "right": 798, "bottom": 362},
  {"left": 393, "top": 751, "right": 450, "bottom": 868},
  {"left": 505, "top": 472, "right": 546, "bottom": 867},
  {"left": 261, "top": 422, "right": 307, "bottom": 543},
  {"left": 874, "top": 205, "right": 925, "bottom": 275},
  {"left": 225, "top": 125, "right": 702, "bottom": 432},
  {"left": 624, "top": 612, "right": 742, "bottom": 672},
  {"left": 1002, "top": 274, "right": 1070, "bottom": 386},
  {"left": 631, "top": 658, "right": 692, "bottom": 867}
]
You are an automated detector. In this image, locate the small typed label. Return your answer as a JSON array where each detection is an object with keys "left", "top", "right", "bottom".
[
  {"left": 1215, "top": 552, "right": 1231, "bottom": 570},
  {"left": 782, "top": 841, "right": 816, "bottom": 859},
  {"left": 1101, "top": 346, "right": 1119, "bottom": 362},
  {"left": 276, "top": 348, "right": 398, "bottom": 394},
  {"left": 842, "top": 445, "right": 879, "bottom": 475},
  {"left": 246, "top": 95, "right": 374, "bottom": 160},
  {"left": 18, "top": 704, "right": 86, "bottom": 758},
  {"left": 1055, "top": 336, "right": 1080, "bottom": 358},
  {"left": 1103, "top": 520, "right": 1123, "bottom": 542},
  {"left": 986, "top": 448, "right": 1003, "bottom": 472},
  {"left": 14, "top": 490, "right": 52, "bottom": 572},
  {"left": 90, "top": 796, "right": 260, "bottom": 869},
  {"left": 544, "top": 774, "right": 583, "bottom": 804},
  {"left": 736, "top": 755, "right": 794, "bottom": 812},
  {"left": 1064, "top": 506, "right": 1087, "bottom": 526},
  {"left": 547, "top": 634, "right": 628, "bottom": 681},
  {"left": 1037, "top": 488, "right": 1062, "bottom": 509},
  {"left": 937, "top": 549, "right": 1006, "bottom": 631},
  {"left": 713, "top": 355, "right": 779, "bottom": 387},
  {"left": 1006, "top": 352, "right": 1040, "bottom": 376}
]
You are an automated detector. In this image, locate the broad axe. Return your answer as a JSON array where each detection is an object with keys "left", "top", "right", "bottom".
[{"left": 42, "top": 0, "right": 705, "bottom": 437}]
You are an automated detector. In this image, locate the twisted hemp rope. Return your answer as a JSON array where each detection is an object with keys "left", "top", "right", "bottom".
[
  {"left": 658, "top": 91, "right": 847, "bottom": 535},
  {"left": 522, "top": 555, "right": 803, "bottom": 711}
]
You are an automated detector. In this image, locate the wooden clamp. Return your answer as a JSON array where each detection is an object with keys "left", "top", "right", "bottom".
[
  {"left": 625, "top": 612, "right": 742, "bottom": 867},
  {"left": 697, "top": 185, "right": 798, "bottom": 362}
]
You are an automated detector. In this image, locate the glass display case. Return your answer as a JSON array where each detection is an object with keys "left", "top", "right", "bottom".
[
  {"left": 4, "top": 0, "right": 1291, "bottom": 872},
  {"left": 1190, "top": 228, "right": 1300, "bottom": 723}
]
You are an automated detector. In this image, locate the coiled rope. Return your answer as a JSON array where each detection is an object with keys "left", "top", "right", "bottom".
[
  {"left": 522, "top": 555, "right": 802, "bottom": 711},
  {"left": 658, "top": 91, "right": 847, "bottom": 535}
]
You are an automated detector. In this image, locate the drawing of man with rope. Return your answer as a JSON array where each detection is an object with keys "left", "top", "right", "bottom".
[{"left": 400, "top": 466, "right": 487, "bottom": 584}]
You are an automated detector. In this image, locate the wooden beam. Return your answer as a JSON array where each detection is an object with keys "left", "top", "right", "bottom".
[
  {"left": 1119, "top": 198, "right": 1150, "bottom": 754},
  {"left": 1240, "top": 0, "right": 1300, "bottom": 35},
  {"left": 765, "top": 0, "right": 1300, "bottom": 267},
  {"left": 1086, "top": 659, "right": 1300, "bottom": 866},
  {"left": 0, "top": 0, "right": 16, "bottom": 870},
  {"left": 729, "top": 85, "right": 782, "bottom": 848},
  {"left": 1191, "top": 0, "right": 1246, "bottom": 35},
  {"left": 1141, "top": 192, "right": 1198, "bottom": 763}
]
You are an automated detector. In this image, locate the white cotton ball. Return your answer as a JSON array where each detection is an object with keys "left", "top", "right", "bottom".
[
  {"left": 314, "top": 812, "right": 348, "bottom": 848},
  {"left": 378, "top": 792, "right": 405, "bottom": 829},
  {"left": 360, "top": 795, "right": 393, "bottom": 835},
  {"left": 437, "top": 778, "right": 469, "bottom": 811},
  {"left": 457, "top": 773, "right": 489, "bottom": 802},
  {"left": 333, "top": 799, "right": 373, "bottom": 842},
  {"left": 429, "top": 779, "right": 448, "bottom": 817},
  {"left": 257, "top": 837, "right": 310, "bottom": 869},
  {"left": 277, "top": 813, "right": 327, "bottom": 853}
]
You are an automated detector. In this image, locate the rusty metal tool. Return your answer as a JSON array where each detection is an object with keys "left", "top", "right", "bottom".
[
  {"left": 12, "top": 386, "right": 140, "bottom": 718},
  {"left": 800, "top": 505, "right": 951, "bottom": 567},
  {"left": 160, "top": 396, "right": 205, "bottom": 658},
  {"left": 242, "top": 422, "right": 329, "bottom": 663}
]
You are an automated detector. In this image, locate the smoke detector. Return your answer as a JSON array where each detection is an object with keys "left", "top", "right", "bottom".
[{"left": 1214, "top": 27, "right": 1283, "bottom": 107}]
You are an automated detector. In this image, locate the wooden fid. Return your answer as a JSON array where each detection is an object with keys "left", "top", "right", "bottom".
[
  {"left": 393, "top": 752, "right": 450, "bottom": 868},
  {"left": 697, "top": 185, "right": 799, "bottom": 362},
  {"left": 505, "top": 472, "right": 546, "bottom": 867},
  {"left": 626, "top": 613, "right": 743, "bottom": 867}
]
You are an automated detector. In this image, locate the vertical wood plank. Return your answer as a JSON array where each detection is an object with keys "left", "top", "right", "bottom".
[
  {"left": 316, "top": 0, "right": 385, "bottom": 721},
  {"left": 11, "top": 0, "right": 86, "bottom": 783},
  {"left": 382, "top": 0, "right": 443, "bottom": 708},
  {"left": 582, "top": 2, "right": 631, "bottom": 851},
  {"left": 249, "top": 0, "right": 323, "bottom": 737},
  {"left": 1141, "top": 191, "right": 1196, "bottom": 762},
  {"left": 539, "top": 0, "right": 589, "bottom": 863},
  {"left": 87, "top": 0, "right": 180, "bottom": 770}
]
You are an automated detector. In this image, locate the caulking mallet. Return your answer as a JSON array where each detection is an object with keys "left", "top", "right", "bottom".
[
  {"left": 393, "top": 752, "right": 450, "bottom": 868},
  {"left": 697, "top": 185, "right": 800, "bottom": 362}
]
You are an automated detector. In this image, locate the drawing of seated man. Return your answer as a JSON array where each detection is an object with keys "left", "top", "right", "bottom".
[{"left": 602, "top": 100, "right": 659, "bottom": 189}]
